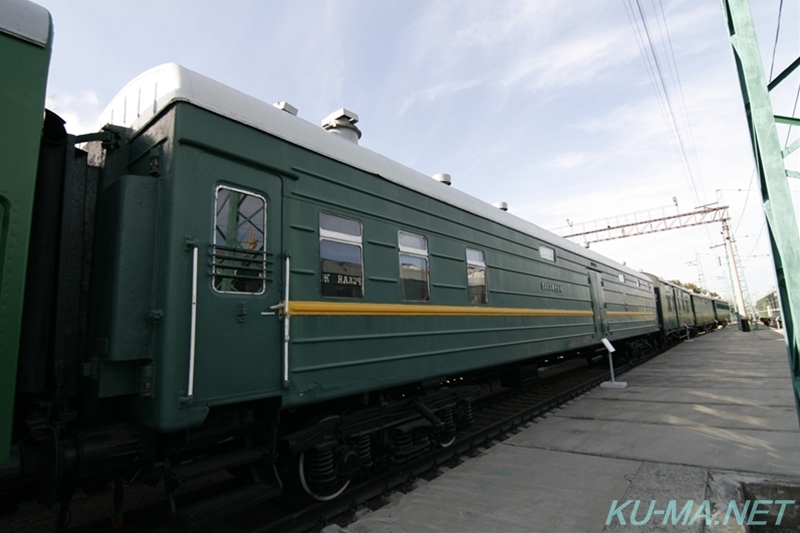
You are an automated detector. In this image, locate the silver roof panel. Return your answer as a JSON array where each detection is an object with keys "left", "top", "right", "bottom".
[
  {"left": 0, "top": 0, "right": 50, "bottom": 47},
  {"left": 97, "top": 63, "right": 647, "bottom": 280}
]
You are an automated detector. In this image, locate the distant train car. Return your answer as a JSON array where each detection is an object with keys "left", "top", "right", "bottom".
[
  {"left": 690, "top": 293, "right": 716, "bottom": 332},
  {"left": 756, "top": 291, "right": 780, "bottom": 327},
  {"left": 713, "top": 298, "right": 732, "bottom": 325},
  {"left": 646, "top": 275, "right": 695, "bottom": 337}
]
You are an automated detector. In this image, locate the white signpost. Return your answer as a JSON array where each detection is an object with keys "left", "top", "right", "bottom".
[{"left": 600, "top": 338, "right": 627, "bottom": 389}]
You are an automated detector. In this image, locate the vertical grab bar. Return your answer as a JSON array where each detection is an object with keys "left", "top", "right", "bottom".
[
  {"left": 268, "top": 254, "right": 292, "bottom": 389},
  {"left": 184, "top": 244, "right": 199, "bottom": 401},
  {"left": 282, "top": 255, "right": 291, "bottom": 388}
]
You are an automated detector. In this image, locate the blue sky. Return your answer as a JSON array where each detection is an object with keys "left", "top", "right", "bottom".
[{"left": 38, "top": 0, "right": 799, "bottom": 306}]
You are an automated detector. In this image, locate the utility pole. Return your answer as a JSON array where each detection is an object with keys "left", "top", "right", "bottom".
[{"left": 721, "top": 218, "right": 750, "bottom": 331}]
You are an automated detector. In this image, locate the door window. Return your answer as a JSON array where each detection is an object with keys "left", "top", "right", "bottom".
[{"left": 212, "top": 185, "right": 267, "bottom": 294}]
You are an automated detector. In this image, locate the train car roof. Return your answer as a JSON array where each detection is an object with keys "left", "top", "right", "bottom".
[
  {"left": 0, "top": 0, "right": 50, "bottom": 46},
  {"left": 643, "top": 272, "right": 728, "bottom": 304},
  {"left": 95, "top": 62, "right": 648, "bottom": 280}
]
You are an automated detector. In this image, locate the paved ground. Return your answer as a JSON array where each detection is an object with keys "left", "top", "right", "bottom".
[{"left": 346, "top": 326, "right": 800, "bottom": 533}]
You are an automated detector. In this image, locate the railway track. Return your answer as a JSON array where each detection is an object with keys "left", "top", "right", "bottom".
[{"left": 5, "top": 342, "right": 672, "bottom": 533}]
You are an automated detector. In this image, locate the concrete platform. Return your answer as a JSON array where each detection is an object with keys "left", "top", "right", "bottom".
[{"left": 347, "top": 327, "right": 800, "bottom": 533}]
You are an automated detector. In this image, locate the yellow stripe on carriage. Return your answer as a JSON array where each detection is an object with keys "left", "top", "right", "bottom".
[{"left": 288, "top": 301, "right": 595, "bottom": 317}]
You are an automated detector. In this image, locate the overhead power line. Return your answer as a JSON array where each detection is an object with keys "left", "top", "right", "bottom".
[
  {"left": 622, "top": 0, "right": 706, "bottom": 206},
  {"left": 768, "top": 0, "right": 785, "bottom": 80}
]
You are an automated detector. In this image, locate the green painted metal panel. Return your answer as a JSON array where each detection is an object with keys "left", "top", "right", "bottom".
[
  {"left": 112, "top": 105, "right": 288, "bottom": 432},
  {"left": 90, "top": 175, "right": 159, "bottom": 364},
  {"left": 691, "top": 294, "right": 716, "bottom": 328},
  {"left": 722, "top": 0, "right": 800, "bottom": 426},
  {"left": 655, "top": 282, "right": 681, "bottom": 333},
  {"left": 189, "top": 150, "right": 284, "bottom": 404},
  {"left": 272, "top": 131, "right": 659, "bottom": 406},
  {"left": 0, "top": 7, "right": 52, "bottom": 463}
]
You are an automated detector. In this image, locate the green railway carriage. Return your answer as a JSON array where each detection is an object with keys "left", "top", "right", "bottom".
[
  {"left": 85, "top": 63, "right": 660, "bottom": 431},
  {"left": 713, "top": 298, "right": 732, "bottom": 325},
  {"left": 0, "top": 0, "right": 52, "bottom": 464},
  {"left": 2, "top": 56, "right": 674, "bottom": 519},
  {"left": 690, "top": 293, "right": 716, "bottom": 331},
  {"left": 646, "top": 274, "right": 696, "bottom": 336}
]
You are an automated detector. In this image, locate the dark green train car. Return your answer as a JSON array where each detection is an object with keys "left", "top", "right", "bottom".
[
  {"left": 713, "top": 298, "right": 732, "bottom": 325},
  {"left": 85, "top": 63, "right": 660, "bottom": 433},
  {"left": 0, "top": 0, "right": 52, "bottom": 463},
  {"left": 646, "top": 274, "right": 696, "bottom": 336},
  {"left": 690, "top": 293, "right": 716, "bottom": 331},
  {"left": 2, "top": 60, "right": 666, "bottom": 516}
]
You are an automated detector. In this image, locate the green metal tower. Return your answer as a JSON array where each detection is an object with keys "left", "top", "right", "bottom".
[{"left": 721, "top": 0, "right": 800, "bottom": 423}]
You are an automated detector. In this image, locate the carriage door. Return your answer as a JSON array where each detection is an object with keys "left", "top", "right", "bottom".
[
  {"left": 588, "top": 270, "right": 608, "bottom": 340},
  {"left": 192, "top": 152, "right": 283, "bottom": 402}
]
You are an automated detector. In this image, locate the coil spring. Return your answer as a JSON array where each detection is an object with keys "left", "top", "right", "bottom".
[
  {"left": 394, "top": 433, "right": 414, "bottom": 456},
  {"left": 414, "top": 434, "right": 430, "bottom": 449},
  {"left": 308, "top": 446, "right": 336, "bottom": 485},
  {"left": 352, "top": 434, "right": 372, "bottom": 468},
  {"left": 439, "top": 408, "right": 456, "bottom": 432},
  {"left": 462, "top": 399, "right": 474, "bottom": 426}
]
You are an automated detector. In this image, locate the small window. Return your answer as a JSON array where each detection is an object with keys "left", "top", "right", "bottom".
[
  {"left": 398, "top": 230, "right": 429, "bottom": 301},
  {"left": 539, "top": 245, "right": 555, "bottom": 262},
  {"left": 320, "top": 212, "right": 363, "bottom": 298},
  {"left": 466, "top": 248, "right": 488, "bottom": 304},
  {"left": 212, "top": 186, "right": 267, "bottom": 294},
  {"left": 619, "top": 274, "right": 625, "bottom": 283}
]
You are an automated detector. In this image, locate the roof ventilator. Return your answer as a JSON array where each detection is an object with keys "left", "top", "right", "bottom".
[
  {"left": 433, "top": 173, "right": 451, "bottom": 186},
  {"left": 273, "top": 101, "right": 298, "bottom": 116},
  {"left": 321, "top": 108, "right": 361, "bottom": 144},
  {"left": 493, "top": 201, "right": 508, "bottom": 211}
]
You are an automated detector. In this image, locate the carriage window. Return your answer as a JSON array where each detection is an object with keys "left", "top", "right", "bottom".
[
  {"left": 466, "top": 248, "right": 488, "bottom": 304},
  {"left": 539, "top": 245, "right": 555, "bottom": 262},
  {"left": 320, "top": 212, "right": 363, "bottom": 298},
  {"left": 398, "top": 231, "right": 429, "bottom": 301},
  {"left": 212, "top": 186, "right": 267, "bottom": 294}
]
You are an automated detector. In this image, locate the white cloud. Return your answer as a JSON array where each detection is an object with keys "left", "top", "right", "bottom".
[
  {"left": 398, "top": 78, "right": 483, "bottom": 114},
  {"left": 496, "top": 28, "right": 636, "bottom": 91}
]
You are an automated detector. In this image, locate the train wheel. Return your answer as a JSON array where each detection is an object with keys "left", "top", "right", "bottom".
[
  {"left": 298, "top": 449, "right": 351, "bottom": 501},
  {"left": 435, "top": 433, "right": 456, "bottom": 448}
]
